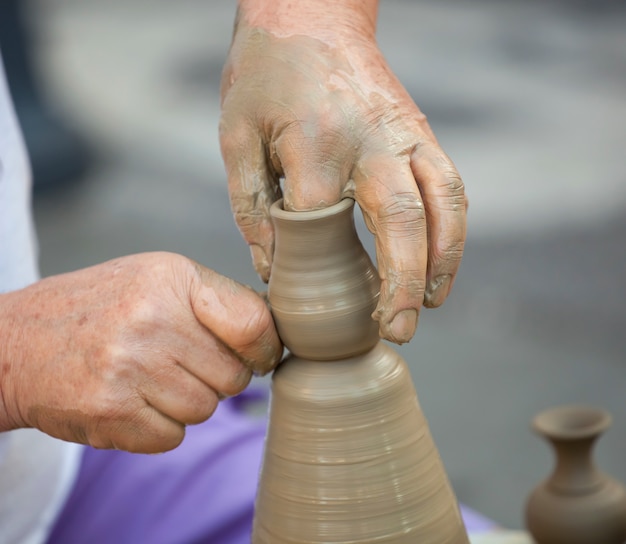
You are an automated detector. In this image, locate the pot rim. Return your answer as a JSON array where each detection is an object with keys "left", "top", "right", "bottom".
[
  {"left": 270, "top": 198, "right": 354, "bottom": 221},
  {"left": 532, "top": 404, "right": 612, "bottom": 440}
]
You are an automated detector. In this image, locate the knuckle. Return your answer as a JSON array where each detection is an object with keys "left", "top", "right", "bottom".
[
  {"left": 232, "top": 197, "right": 269, "bottom": 230},
  {"left": 442, "top": 171, "right": 465, "bottom": 199},
  {"left": 316, "top": 109, "right": 351, "bottom": 144},
  {"left": 102, "top": 341, "right": 131, "bottom": 372},
  {"left": 139, "top": 423, "right": 185, "bottom": 453},
  {"left": 238, "top": 300, "right": 275, "bottom": 349},
  {"left": 85, "top": 433, "right": 114, "bottom": 450},
  {"left": 278, "top": 107, "right": 352, "bottom": 160},
  {"left": 444, "top": 171, "right": 465, "bottom": 197},
  {"left": 233, "top": 211, "right": 261, "bottom": 236},
  {"left": 87, "top": 391, "right": 132, "bottom": 430},
  {"left": 203, "top": 391, "right": 220, "bottom": 417},
  {"left": 187, "top": 391, "right": 219, "bottom": 423},
  {"left": 221, "top": 368, "right": 252, "bottom": 397},
  {"left": 234, "top": 302, "right": 282, "bottom": 375},
  {"left": 442, "top": 174, "right": 467, "bottom": 214},
  {"left": 431, "top": 231, "right": 466, "bottom": 272},
  {"left": 130, "top": 409, "right": 185, "bottom": 453},
  {"left": 83, "top": 399, "right": 188, "bottom": 453},
  {"left": 230, "top": 192, "right": 278, "bottom": 247},
  {"left": 381, "top": 269, "right": 426, "bottom": 303},
  {"left": 396, "top": 277, "right": 427, "bottom": 302},
  {"left": 254, "top": 355, "right": 281, "bottom": 377},
  {"left": 83, "top": 408, "right": 132, "bottom": 450},
  {"left": 379, "top": 192, "right": 425, "bottom": 221},
  {"left": 377, "top": 192, "right": 426, "bottom": 236},
  {"left": 437, "top": 253, "right": 464, "bottom": 275},
  {"left": 445, "top": 239, "right": 466, "bottom": 261},
  {"left": 243, "top": 340, "right": 283, "bottom": 376},
  {"left": 432, "top": 237, "right": 465, "bottom": 268},
  {"left": 160, "top": 428, "right": 186, "bottom": 452},
  {"left": 127, "top": 296, "right": 162, "bottom": 329},
  {"left": 87, "top": 351, "right": 138, "bottom": 412}
]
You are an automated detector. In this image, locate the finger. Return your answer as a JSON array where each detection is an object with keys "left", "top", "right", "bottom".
[
  {"left": 355, "top": 156, "right": 428, "bottom": 344},
  {"left": 410, "top": 142, "right": 466, "bottom": 308},
  {"left": 183, "top": 337, "right": 253, "bottom": 397},
  {"left": 35, "top": 399, "right": 187, "bottom": 454},
  {"left": 275, "top": 109, "right": 353, "bottom": 211},
  {"left": 96, "top": 406, "right": 187, "bottom": 454},
  {"left": 141, "top": 364, "right": 222, "bottom": 426},
  {"left": 156, "top": 312, "right": 254, "bottom": 397},
  {"left": 219, "top": 115, "right": 281, "bottom": 282},
  {"left": 190, "top": 266, "right": 283, "bottom": 375}
]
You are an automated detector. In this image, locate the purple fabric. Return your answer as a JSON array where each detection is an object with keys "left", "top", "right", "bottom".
[
  {"left": 47, "top": 388, "right": 496, "bottom": 543},
  {"left": 459, "top": 504, "right": 499, "bottom": 533},
  {"left": 47, "top": 391, "right": 267, "bottom": 544}
]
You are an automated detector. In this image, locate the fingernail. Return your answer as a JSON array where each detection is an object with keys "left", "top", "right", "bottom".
[
  {"left": 237, "top": 369, "right": 253, "bottom": 389},
  {"left": 388, "top": 309, "right": 418, "bottom": 344},
  {"left": 424, "top": 274, "right": 452, "bottom": 308},
  {"left": 250, "top": 244, "right": 270, "bottom": 282}
]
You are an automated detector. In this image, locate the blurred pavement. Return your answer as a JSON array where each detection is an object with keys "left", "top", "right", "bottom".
[{"left": 24, "top": 0, "right": 626, "bottom": 529}]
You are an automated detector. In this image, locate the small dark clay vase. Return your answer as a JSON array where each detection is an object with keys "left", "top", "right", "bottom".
[{"left": 525, "top": 405, "right": 626, "bottom": 544}]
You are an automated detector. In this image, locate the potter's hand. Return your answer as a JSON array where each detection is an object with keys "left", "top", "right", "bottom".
[
  {"left": 220, "top": 0, "right": 466, "bottom": 344},
  {"left": 0, "top": 253, "right": 282, "bottom": 453}
]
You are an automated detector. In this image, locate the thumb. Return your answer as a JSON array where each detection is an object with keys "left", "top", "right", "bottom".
[{"left": 190, "top": 263, "right": 283, "bottom": 375}]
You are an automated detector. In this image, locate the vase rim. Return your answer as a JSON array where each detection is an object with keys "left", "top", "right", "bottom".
[
  {"left": 532, "top": 404, "right": 612, "bottom": 440},
  {"left": 270, "top": 198, "right": 354, "bottom": 222}
]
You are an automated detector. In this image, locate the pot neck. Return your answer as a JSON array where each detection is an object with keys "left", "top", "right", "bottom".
[{"left": 547, "top": 435, "right": 605, "bottom": 494}]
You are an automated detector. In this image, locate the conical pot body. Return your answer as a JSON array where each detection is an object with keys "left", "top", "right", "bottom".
[
  {"left": 525, "top": 405, "right": 626, "bottom": 544},
  {"left": 252, "top": 343, "right": 469, "bottom": 543}
]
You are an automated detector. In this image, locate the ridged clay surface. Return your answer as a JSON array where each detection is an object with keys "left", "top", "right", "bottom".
[
  {"left": 268, "top": 198, "right": 380, "bottom": 360},
  {"left": 253, "top": 342, "right": 469, "bottom": 543}
]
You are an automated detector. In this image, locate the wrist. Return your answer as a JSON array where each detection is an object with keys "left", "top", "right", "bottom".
[
  {"left": 237, "top": 0, "right": 378, "bottom": 41},
  {"left": 0, "top": 291, "right": 28, "bottom": 431}
]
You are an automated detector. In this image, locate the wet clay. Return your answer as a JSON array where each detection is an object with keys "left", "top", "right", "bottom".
[
  {"left": 253, "top": 343, "right": 469, "bottom": 543},
  {"left": 525, "top": 405, "right": 626, "bottom": 544},
  {"left": 268, "top": 198, "right": 380, "bottom": 360},
  {"left": 254, "top": 198, "right": 469, "bottom": 543}
]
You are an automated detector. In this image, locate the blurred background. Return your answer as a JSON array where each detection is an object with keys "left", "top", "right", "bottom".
[{"left": 2, "top": 0, "right": 625, "bottom": 530}]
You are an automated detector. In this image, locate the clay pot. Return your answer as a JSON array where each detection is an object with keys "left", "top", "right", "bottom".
[
  {"left": 252, "top": 342, "right": 470, "bottom": 543},
  {"left": 268, "top": 198, "right": 380, "bottom": 360},
  {"left": 254, "top": 198, "right": 469, "bottom": 543},
  {"left": 525, "top": 405, "right": 626, "bottom": 544}
]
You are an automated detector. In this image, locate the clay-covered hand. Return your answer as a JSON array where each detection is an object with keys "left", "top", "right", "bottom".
[
  {"left": 0, "top": 252, "right": 282, "bottom": 453},
  {"left": 220, "top": 0, "right": 467, "bottom": 344}
]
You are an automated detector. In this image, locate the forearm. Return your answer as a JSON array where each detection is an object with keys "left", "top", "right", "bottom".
[{"left": 237, "top": 0, "right": 379, "bottom": 39}]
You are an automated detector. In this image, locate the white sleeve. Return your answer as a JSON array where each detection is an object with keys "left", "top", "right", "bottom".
[
  {"left": 0, "top": 49, "right": 38, "bottom": 294},
  {"left": 0, "top": 50, "right": 83, "bottom": 544}
]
